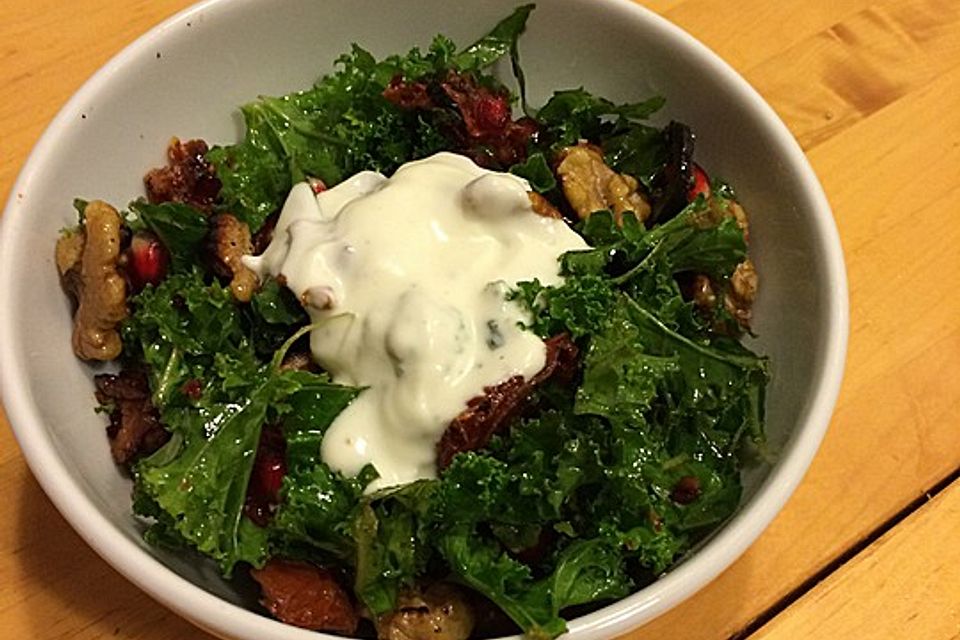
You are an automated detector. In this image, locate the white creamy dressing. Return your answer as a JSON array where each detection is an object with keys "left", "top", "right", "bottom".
[{"left": 245, "top": 152, "right": 587, "bottom": 490}]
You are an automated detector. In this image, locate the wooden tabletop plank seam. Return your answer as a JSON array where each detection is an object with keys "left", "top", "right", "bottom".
[
  {"left": 735, "top": 463, "right": 960, "bottom": 639},
  {"left": 749, "top": 470, "right": 960, "bottom": 639}
]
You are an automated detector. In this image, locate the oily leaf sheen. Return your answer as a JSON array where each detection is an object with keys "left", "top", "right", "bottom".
[
  {"left": 451, "top": 4, "right": 535, "bottom": 71},
  {"left": 126, "top": 270, "right": 361, "bottom": 575}
]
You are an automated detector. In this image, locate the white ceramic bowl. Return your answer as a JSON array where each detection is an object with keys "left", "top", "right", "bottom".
[{"left": 0, "top": 1, "right": 847, "bottom": 638}]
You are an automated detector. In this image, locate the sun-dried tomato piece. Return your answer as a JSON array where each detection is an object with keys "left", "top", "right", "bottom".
[
  {"left": 383, "top": 70, "right": 540, "bottom": 170},
  {"left": 94, "top": 370, "right": 169, "bottom": 465},
  {"left": 439, "top": 72, "right": 538, "bottom": 168},
  {"left": 251, "top": 559, "right": 359, "bottom": 634},
  {"left": 437, "top": 334, "right": 579, "bottom": 469},
  {"left": 144, "top": 137, "right": 221, "bottom": 212},
  {"left": 383, "top": 75, "right": 434, "bottom": 110}
]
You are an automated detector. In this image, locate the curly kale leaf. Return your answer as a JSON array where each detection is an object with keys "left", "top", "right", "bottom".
[
  {"left": 135, "top": 369, "right": 311, "bottom": 574},
  {"left": 352, "top": 481, "right": 437, "bottom": 615},
  {"left": 269, "top": 374, "right": 363, "bottom": 559},
  {"left": 535, "top": 88, "right": 665, "bottom": 181},
  {"left": 208, "top": 5, "right": 534, "bottom": 231},
  {"left": 135, "top": 386, "right": 271, "bottom": 574},
  {"left": 441, "top": 527, "right": 629, "bottom": 640},
  {"left": 510, "top": 152, "right": 557, "bottom": 193},
  {"left": 516, "top": 201, "right": 748, "bottom": 339},
  {"left": 124, "top": 271, "right": 361, "bottom": 575}
]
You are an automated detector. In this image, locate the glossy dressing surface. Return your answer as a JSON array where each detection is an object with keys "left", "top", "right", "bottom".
[{"left": 247, "top": 153, "right": 587, "bottom": 489}]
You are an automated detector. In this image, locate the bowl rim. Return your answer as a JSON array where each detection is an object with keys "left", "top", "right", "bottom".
[{"left": 0, "top": 0, "right": 848, "bottom": 638}]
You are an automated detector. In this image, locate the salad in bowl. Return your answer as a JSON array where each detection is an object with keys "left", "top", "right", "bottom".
[{"left": 53, "top": 6, "right": 767, "bottom": 639}]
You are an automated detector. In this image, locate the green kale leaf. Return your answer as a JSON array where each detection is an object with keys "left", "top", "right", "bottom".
[
  {"left": 270, "top": 374, "right": 363, "bottom": 558},
  {"left": 535, "top": 88, "right": 665, "bottom": 168},
  {"left": 208, "top": 5, "right": 534, "bottom": 231},
  {"left": 441, "top": 528, "right": 630, "bottom": 640},
  {"left": 510, "top": 152, "right": 557, "bottom": 193},
  {"left": 451, "top": 4, "right": 535, "bottom": 72},
  {"left": 352, "top": 481, "right": 437, "bottom": 615},
  {"left": 135, "top": 377, "right": 274, "bottom": 574},
  {"left": 126, "top": 200, "right": 209, "bottom": 273}
]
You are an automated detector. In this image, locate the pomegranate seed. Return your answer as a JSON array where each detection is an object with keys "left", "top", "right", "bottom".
[
  {"left": 688, "top": 163, "right": 711, "bottom": 202},
  {"left": 181, "top": 378, "right": 202, "bottom": 400},
  {"left": 245, "top": 424, "right": 287, "bottom": 526},
  {"left": 475, "top": 94, "right": 510, "bottom": 132},
  {"left": 127, "top": 232, "right": 169, "bottom": 291},
  {"left": 671, "top": 475, "right": 702, "bottom": 504}
]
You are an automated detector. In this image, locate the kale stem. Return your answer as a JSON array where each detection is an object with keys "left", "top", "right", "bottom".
[
  {"left": 661, "top": 453, "right": 690, "bottom": 470},
  {"left": 611, "top": 238, "right": 665, "bottom": 285},
  {"left": 153, "top": 346, "right": 182, "bottom": 407},
  {"left": 270, "top": 313, "right": 356, "bottom": 371}
]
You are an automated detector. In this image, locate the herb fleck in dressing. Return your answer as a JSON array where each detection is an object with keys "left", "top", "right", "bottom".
[{"left": 246, "top": 153, "right": 587, "bottom": 489}]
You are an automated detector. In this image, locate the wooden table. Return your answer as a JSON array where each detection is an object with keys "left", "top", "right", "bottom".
[{"left": 2, "top": 0, "right": 958, "bottom": 638}]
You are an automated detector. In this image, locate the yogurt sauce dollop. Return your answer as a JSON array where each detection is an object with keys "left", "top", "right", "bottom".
[{"left": 245, "top": 152, "right": 588, "bottom": 490}]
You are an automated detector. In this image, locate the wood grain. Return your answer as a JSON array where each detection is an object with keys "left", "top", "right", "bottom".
[
  {"left": 751, "top": 480, "right": 960, "bottom": 639},
  {"left": 0, "top": 0, "right": 193, "bottom": 203},
  {"left": 744, "top": 0, "right": 960, "bottom": 150},
  {"left": 662, "top": 0, "right": 876, "bottom": 71},
  {"left": 1, "top": 1, "right": 959, "bottom": 639}
]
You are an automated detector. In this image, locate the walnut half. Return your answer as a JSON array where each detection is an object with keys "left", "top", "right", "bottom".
[
  {"left": 56, "top": 200, "right": 127, "bottom": 361},
  {"left": 556, "top": 143, "right": 651, "bottom": 224},
  {"left": 375, "top": 583, "right": 475, "bottom": 640}
]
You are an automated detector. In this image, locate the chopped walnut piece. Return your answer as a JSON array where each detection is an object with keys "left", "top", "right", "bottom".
[
  {"left": 208, "top": 213, "right": 258, "bottom": 302},
  {"left": 680, "top": 195, "right": 758, "bottom": 332},
  {"left": 55, "top": 229, "right": 85, "bottom": 295},
  {"left": 724, "top": 259, "right": 758, "bottom": 327},
  {"left": 556, "top": 144, "right": 651, "bottom": 223},
  {"left": 689, "top": 274, "right": 717, "bottom": 312},
  {"left": 376, "top": 583, "right": 475, "bottom": 640},
  {"left": 707, "top": 196, "right": 750, "bottom": 244},
  {"left": 56, "top": 201, "right": 127, "bottom": 360},
  {"left": 279, "top": 349, "right": 317, "bottom": 373}
]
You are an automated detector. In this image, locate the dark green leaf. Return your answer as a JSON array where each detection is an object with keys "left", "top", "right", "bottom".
[
  {"left": 251, "top": 277, "right": 309, "bottom": 327},
  {"left": 510, "top": 152, "right": 556, "bottom": 193},
  {"left": 353, "top": 481, "right": 437, "bottom": 615},
  {"left": 441, "top": 525, "right": 565, "bottom": 640},
  {"left": 549, "top": 538, "right": 631, "bottom": 611},
  {"left": 136, "top": 393, "right": 271, "bottom": 574},
  {"left": 127, "top": 200, "right": 209, "bottom": 272},
  {"left": 73, "top": 198, "right": 89, "bottom": 222},
  {"left": 452, "top": 4, "right": 535, "bottom": 71}
]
